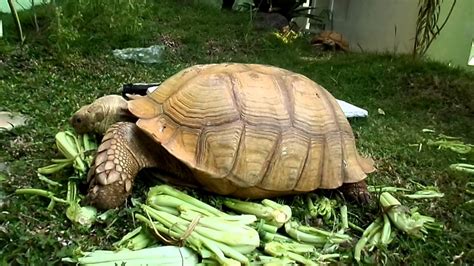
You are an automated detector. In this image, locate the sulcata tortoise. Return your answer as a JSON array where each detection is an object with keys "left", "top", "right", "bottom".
[
  {"left": 71, "top": 63, "right": 375, "bottom": 209},
  {"left": 311, "top": 31, "right": 350, "bottom": 52}
]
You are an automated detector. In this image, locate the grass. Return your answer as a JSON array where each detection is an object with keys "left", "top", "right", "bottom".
[{"left": 0, "top": 0, "right": 473, "bottom": 264}]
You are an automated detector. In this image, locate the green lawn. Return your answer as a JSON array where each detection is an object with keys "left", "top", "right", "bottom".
[{"left": 0, "top": 0, "right": 473, "bottom": 264}]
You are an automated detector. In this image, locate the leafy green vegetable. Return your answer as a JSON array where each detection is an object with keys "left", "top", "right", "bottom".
[
  {"left": 16, "top": 130, "right": 98, "bottom": 226},
  {"left": 136, "top": 185, "right": 260, "bottom": 265},
  {"left": 113, "top": 227, "right": 155, "bottom": 251},
  {"left": 354, "top": 191, "right": 443, "bottom": 262},
  {"left": 284, "top": 220, "right": 351, "bottom": 246},
  {"left": 450, "top": 163, "right": 474, "bottom": 174},
  {"left": 264, "top": 241, "right": 317, "bottom": 266},
  {"left": 306, "top": 195, "right": 338, "bottom": 222},
  {"left": 62, "top": 246, "right": 199, "bottom": 265},
  {"left": 427, "top": 139, "right": 473, "bottom": 154},
  {"left": 404, "top": 190, "right": 445, "bottom": 199},
  {"left": 223, "top": 198, "right": 291, "bottom": 228}
]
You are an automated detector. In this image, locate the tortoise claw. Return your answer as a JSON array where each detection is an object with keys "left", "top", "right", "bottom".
[
  {"left": 356, "top": 189, "right": 372, "bottom": 204},
  {"left": 340, "top": 181, "right": 371, "bottom": 205},
  {"left": 86, "top": 163, "right": 96, "bottom": 183},
  {"left": 86, "top": 182, "right": 128, "bottom": 210}
]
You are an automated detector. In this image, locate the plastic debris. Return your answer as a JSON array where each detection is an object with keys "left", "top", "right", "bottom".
[
  {"left": 112, "top": 45, "right": 165, "bottom": 64},
  {"left": 0, "top": 111, "right": 27, "bottom": 130},
  {"left": 336, "top": 100, "right": 368, "bottom": 118}
]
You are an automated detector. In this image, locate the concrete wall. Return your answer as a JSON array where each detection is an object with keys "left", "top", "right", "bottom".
[
  {"left": 329, "top": 0, "right": 418, "bottom": 53},
  {"left": 308, "top": 0, "right": 472, "bottom": 69}
]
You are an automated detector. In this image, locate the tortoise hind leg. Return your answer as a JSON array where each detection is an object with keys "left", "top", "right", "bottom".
[
  {"left": 339, "top": 180, "right": 371, "bottom": 204},
  {"left": 86, "top": 122, "right": 157, "bottom": 209}
]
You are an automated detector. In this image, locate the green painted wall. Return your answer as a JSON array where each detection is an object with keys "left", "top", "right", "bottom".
[
  {"left": 425, "top": 0, "right": 473, "bottom": 69},
  {"left": 0, "top": 0, "right": 49, "bottom": 13}
]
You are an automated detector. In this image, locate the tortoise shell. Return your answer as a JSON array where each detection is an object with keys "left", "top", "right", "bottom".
[
  {"left": 311, "top": 31, "right": 350, "bottom": 51},
  {"left": 127, "top": 63, "right": 374, "bottom": 198}
]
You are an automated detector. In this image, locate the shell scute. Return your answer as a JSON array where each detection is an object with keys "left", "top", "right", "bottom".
[
  {"left": 227, "top": 125, "right": 280, "bottom": 187},
  {"left": 196, "top": 121, "right": 244, "bottom": 179},
  {"left": 258, "top": 129, "right": 310, "bottom": 191},
  {"left": 162, "top": 73, "right": 240, "bottom": 128},
  {"left": 131, "top": 64, "right": 374, "bottom": 196}
]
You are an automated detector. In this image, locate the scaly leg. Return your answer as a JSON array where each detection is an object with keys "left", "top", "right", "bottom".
[{"left": 86, "top": 122, "right": 157, "bottom": 209}]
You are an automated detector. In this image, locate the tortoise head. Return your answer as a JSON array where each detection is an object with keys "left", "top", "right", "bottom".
[{"left": 71, "top": 95, "right": 132, "bottom": 135}]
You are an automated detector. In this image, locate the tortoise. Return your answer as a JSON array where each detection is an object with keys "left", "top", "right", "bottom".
[
  {"left": 311, "top": 31, "right": 350, "bottom": 52},
  {"left": 71, "top": 63, "right": 375, "bottom": 210}
]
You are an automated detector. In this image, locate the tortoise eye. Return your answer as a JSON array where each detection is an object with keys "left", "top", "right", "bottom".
[{"left": 76, "top": 117, "right": 82, "bottom": 123}]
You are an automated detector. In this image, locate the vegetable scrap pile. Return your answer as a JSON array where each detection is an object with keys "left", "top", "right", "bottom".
[
  {"left": 15, "top": 129, "right": 462, "bottom": 265},
  {"left": 415, "top": 129, "right": 474, "bottom": 204},
  {"left": 422, "top": 129, "right": 474, "bottom": 175},
  {"left": 16, "top": 131, "right": 98, "bottom": 227},
  {"left": 59, "top": 185, "right": 443, "bottom": 265}
]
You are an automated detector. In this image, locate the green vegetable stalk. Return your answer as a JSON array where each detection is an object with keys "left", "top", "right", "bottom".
[
  {"left": 284, "top": 221, "right": 351, "bottom": 246},
  {"left": 15, "top": 182, "right": 97, "bottom": 227},
  {"left": 62, "top": 246, "right": 199, "bottom": 265},
  {"left": 252, "top": 255, "right": 296, "bottom": 265},
  {"left": 136, "top": 213, "right": 246, "bottom": 266},
  {"left": 380, "top": 192, "right": 425, "bottom": 237},
  {"left": 260, "top": 231, "right": 295, "bottom": 243},
  {"left": 136, "top": 185, "right": 261, "bottom": 265},
  {"left": 367, "top": 186, "right": 410, "bottom": 193},
  {"left": 65, "top": 181, "right": 97, "bottom": 228},
  {"left": 450, "top": 163, "right": 474, "bottom": 174},
  {"left": 113, "top": 226, "right": 155, "bottom": 250},
  {"left": 147, "top": 185, "right": 227, "bottom": 217},
  {"left": 354, "top": 191, "right": 443, "bottom": 262},
  {"left": 404, "top": 189, "right": 444, "bottom": 199},
  {"left": 264, "top": 242, "right": 317, "bottom": 266},
  {"left": 142, "top": 204, "right": 259, "bottom": 249},
  {"left": 37, "top": 130, "right": 97, "bottom": 176},
  {"left": 353, "top": 217, "right": 384, "bottom": 262},
  {"left": 223, "top": 198, "right": 291, "bottom": 228},
  {"left": 427, "top": 138, "right": 473, "bottom": 154},
  {"left": 15, "top": 188, "right": 68, "bottom": 205}
]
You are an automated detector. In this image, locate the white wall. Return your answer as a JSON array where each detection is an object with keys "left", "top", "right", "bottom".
[
  {"left": 306, "top": 0, "right": 419, "bottom": 54},
  {"left": 329, "top": 0, "right": 418, "bottom": 53}
]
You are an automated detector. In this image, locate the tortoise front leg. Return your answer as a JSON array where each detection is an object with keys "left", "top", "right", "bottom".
[
  {"left": 86, "top": 122, "right": 157, "bottom": 209},
  {"left": 339, "top": 180, "right": 371, "bottom": 204}
]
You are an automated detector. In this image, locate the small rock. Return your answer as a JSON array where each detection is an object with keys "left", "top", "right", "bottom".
[{"left": 0, "top": 162, "right": 9, "bottom": 174}]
